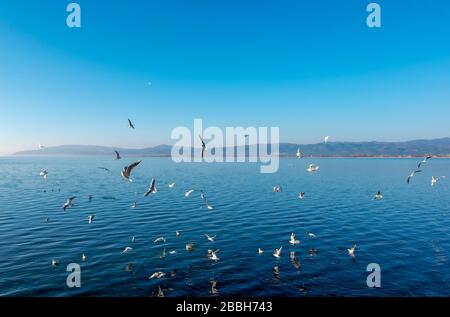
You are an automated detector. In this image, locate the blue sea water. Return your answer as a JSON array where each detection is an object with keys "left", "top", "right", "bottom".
[{"left": 0, "top": 156, "right": 449, "bottom": 297}]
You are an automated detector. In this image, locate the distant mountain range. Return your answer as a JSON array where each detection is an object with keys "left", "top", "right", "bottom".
[{"left": 14, "top": 138, "right": 450, "bottom": 157}]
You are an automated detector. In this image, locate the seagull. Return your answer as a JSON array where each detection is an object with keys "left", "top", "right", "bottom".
[
  {"left": 186, "top": 243, "right": 194, "bottom": 251},
  {"left": 296, "top": 146, "right": 303, "bottom": 159},
  {"left": 324, "top": 136, "right": 330, "bottom": 143},
  {"left": 273, "top": 246, "right": 282, "bottom": 258},
  {"left": 374, "top": 191, "right": 383, "bottom": 200},
  {"left": 121, "top": 160, "right": 141, "bottom": 182},
  {"left": 298, "top": 192, "right": 305, "bottom": 199},
  {"left": 273, "top": 185, "right": 282, "bottom": 192},
  {"left": 176, "top": 231, "right": 181, "bottom": 237},
  {"left": 307, "top": 164, "right": 319, "bottom": 172},
  {"left": 209, "top": 249, "right": 220, "bottom": 261},
  {"left": 199, "top": 135, "right": 206, "bottom": 159},
  {"left": 97, "top": 167, "right": 112, "bottom": 172},
  {"left": 51, "top": 259, "right": 59, "bottom": 267},
  {"left": 407, "top": 170, "right": 422, "bottom": 184},
  {"left": 205, "top": 234, "right": 216, "bottom": 242},
  {"left": 88, "top": 215, "right": 95, "bottom": 224},
  {"left": 82, "top": 254, "right": 87, "bottom": 262},
  {"left": 200, "top": 190, "right": 206, "bottom": 200},
  {"left": 144, "top": 178, "right": 157, "bottom": 196},
  {"left": 38, "top": 143, "right": 45, "bottom": 149},
  {"left": 432, "top": 176, "right": 438, "bottom": 186},
  {"left": 290, "top": 251, "right": 301, "bottom": 269},
  {"left": 289, "top": 233, "right": 300, "bottom": 245},
  {"left": 154, "top": 237, "right": 166, "bottom": 244},
  {"left": 348, "top": 245, "right": 357, "bottom": 257},
  {"left": 258, "top": 248, "right": 264, "bottom": 255},
  {"left": 149, "top": 272, "right": 165, "bottom": 279},
  {"left": 131, "top": 236, "right": 135, "bottom": 242},
  {"left": 185, "top": 189, "right": 194, "bottom": 197},
  {"left": 128, "top": 118, "right": 135, "bottom": 129},
  {"left": 62, "top": 196, "right": 76, "bottom": 211},
  {"left": 122, "top": 247, "right": 133, "bottom": 254},
  {"left": 114, "top": 150, "right": 121, "bottom": 160},
  {"left": 168, "top": 182, "right": 176, "bottom": 188},
  {"left": 131, "top": 201, "right": 137, "bottom": 209},
  {"left": 39, "top": 169, "right": 48, "bottom": 179},
  {"left": 169, "top": 250, "right": 177, "bottom": 255},
  {"left": 306, "top": 232, "right": 316, "bottom": 238},
  {"left": 417, "top": 155, "right": 432, "bottom": 168},
  {"left": 273, "top": 266, "right": 280, "bottom": 277}
]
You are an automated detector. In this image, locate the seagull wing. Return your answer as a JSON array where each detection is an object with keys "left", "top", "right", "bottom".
[{"left": 126, "top": 160, "right": 142, "bottom": 175}]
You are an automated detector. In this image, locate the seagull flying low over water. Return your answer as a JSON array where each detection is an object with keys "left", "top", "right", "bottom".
[
  {"left": 324, "top": 136, "right": 330, "bottom": 143},
  {"left": 62, "top": 196, "right": 76, "bottom": 211},
  {"left": 432, "top": 176, "right": 438, "bottom": 186},
  {"left": 296, "top": 146, "right": 303, "bottom": 159},
  {"left": 289, "top": 233, "right": 300, "bottom": 245},
  {"left": 176, "top": 231, "right": 181, "bottom": 237},
  {"left": 185, "top": 189, "right": 194, "bottom": 197},
  {"left": 149, "top": 272, "right": 165, "bottom": 279},
  {"left": 298, "top": 192, "right": 305, "bottom": 199},
  {"left": 122, "top": 247, "right": 133, "bottom": 254},
  {"left": 154, "top": 237, "right": 166, "bottom": 244},
  {"left": 114, "top": 150, "right": 121, "bottom": 160},
  {"left": 205, "top": 234, "right": 216, "bottom": 242},
  {"left": 307, "top": 164, "right": 319, "bottom": 172},
  {"left": 168, "top": 183, "right": 175, "bottom": 188},
  {"left": 199, "top": 135, "right": 206, "bottom": 159},
  {"left": 417, "top": 155, "right": 432, "bottom": 169},
  {"left": 128, "top": 118, "right": 135, "bottom": 129},
  {"left": 374, "top": 191, "right": 383, "bottom": 200},
  {"left": 121, "top": 160, "right": 141, "bottom": 182},
  {"left": 40, "top": 169, "right": 48, "bottom": 179},
  {"left": 306, "top": 232, "right": 316, "bottom": 238},
  {"left": 144, "top": 178, "right": 157, "bottom": 196},
  {"left": 82, "top": 254, "right": 87, "bottom": 262},
  {"left": 407, "top": 170, "right": 422, "bottom": 184},
  {"left": 208, "top": 249, "right": 220, "bottom": 261},
  {"left": 88, "top": 215, "right": 95, "bottom": 224},
  {"left": 273, "top": 246, "right": 282, "bottom": 258},
  {"left": 348, "top": 245, "right": 357, "bottom": 257},
  {"left": 273, "top": 185, "right": 282, "bottom": 192},
  {"left": 131, "top": 201, "right": 137, "bottom": 209},
  {"left": 258, "top": 248, "right": 264, "bottom": 255},
  {"left": 51, "top": 259, "right": 59, "bottom": 267}
]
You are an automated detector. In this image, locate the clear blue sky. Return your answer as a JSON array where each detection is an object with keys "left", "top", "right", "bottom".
[{"left": 1, "top": 0, "right": 450, "bottom": 154}]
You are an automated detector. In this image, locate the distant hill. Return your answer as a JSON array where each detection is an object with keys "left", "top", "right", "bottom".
[{"left": 14, "top": 138, "right": 450, "bottom": 157}]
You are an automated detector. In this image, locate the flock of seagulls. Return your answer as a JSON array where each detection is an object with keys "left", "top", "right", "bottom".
[{"left": 40, "top": 122, "right": 446, "bottom": 296}]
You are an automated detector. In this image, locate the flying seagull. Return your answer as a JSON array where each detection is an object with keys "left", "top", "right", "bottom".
[
  {"left": 211, "top": 280, "right": 219, "bottom": 295},
  {"left": 348, "top": 244, "right": 357, "bottom": 257},
  {"left": 144, "top": 178, "right": 157, "bottom": 196},
  {"left": 273, "top": 185, "right": 282, "bottom": 192},
  {"left": 417, "top": 155, "right": 432, "bottom": 169},
  {"left": 307, "top": 164, "right": 319, "bottom": 172},
  {"left": 154, "top": 237, "right": 166, "bottom": 244},
  {"left": 62, "top": 196, "right": 76, "bottom": 211},
  {"left": 298, "top": 192, "right": 305, "bottom": 200},
  {"left": 431, "top": 176, "right": 438, "bottom": 186},
  {"left": 122, "top": 247, "right": 133, "bottom": 254},
  {"left": 149, "top": 272, "right": 165, "bottom": 279},
  {"left": 374, "top": 191, "right": 383, "bottom": 200},
  {"left": 199, "top": 135, "right": 206, "bottom": 159},
  {"left": 40, "top": 169, "right": 48, "bottom": 179},
  {"left": 185, "top": 189, "right": 194, "bottom": 197},
  {"left": 289, "top": 232, "right": 300, "bottom": 245},
  {"left": 168, "top": 182, "right": 176, "bottom": 188},
  {"left": 82, "top": 254, "right": 87, "bottom": 262},
  {"left": 121, "top": 160, "right": 142, "bottom": 182},
  {"left": 114, "top": 150, "right": 121, "bottom": 160},
  {"left": 407, "top": 170, "right": 422, "bottom": 184},
  {"left": 296, "top": 146, "right": 303, "bottom": 159},
  {"left": 128, "top": 118, "right": 135, "bottom": 129},
  {"left": 88, "top": 215, "right": 95, "bottom": 224},
  {"left": 208, "top": 249, "right": 220, "bottom": 261},
  {"left": 51, "top": 259, "right": 59, "bottom": 267},
  {"left": 205, "top": 234, "right": 216, "bottom": 242},
  {"left": 273, "top": 246, "right": 282, "bottom": 258},
  {"left": 324, "top": 136, "right": 330, "bottom": 143},
  {"left": 258, "top": 248, "right": 264, "bottom": 255},
  {"left": 306, "top": 232, "right": 316, "bottom": 238}
]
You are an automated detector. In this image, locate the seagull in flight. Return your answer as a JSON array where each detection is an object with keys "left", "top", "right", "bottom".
[
  {"left": 114, "top": 150, "right": 121, "bottom": 160},
  {"left": 258, "top": 248, "right": 264, "bottom": 255},
  {"left": 51, "top": 259, "right": 59, "bottom": 267},
  {"left": 205, "top": 234, "right": 216, "bottom": 242},
  {"left": 131, "top": 201, "right": 137, "bottom": 209},
  {"left": 128, "top": 118, "right": 135, "bottom": 129},
  {"left": 298, "top": 192, "right": 305, "bottom": 200},
  {"left": 306, "top": 232, "right": 316, "bottom": 238},
  {"left": 296, "top": 146, "right": 303, "bottom": 159},
  {"left": 121, "top": 160, "right": 141, "bottom": 182},
  {"left": 273, "top": 246, "right": 282, "bottom": 258},
  {"left": 185, "top": 189, "right": 195, "bottom": 197},
  {"left": 144, "top": 178, "right": 157, "bottom": 196},
  {"left": 417, "top": 155, "right": 432, "bottom": 169},
  {"left": 168, "top": 182, "right": 176, "bottom": 188},
  {"left": 407, "top": 170, "right": 422, "bottom": 184},
  {"left": 348, "top": 245, "right": 357, "bottom": 257},
  {"left": 40, "top": 169, "right": 48, "bottom": 179},
  {"left": 208, "top": 249, "right": 220, "bottom": 261},
  {"left": 324, "top": 136, "right": 330, "bottom": 143},
  {"left": 88, "top": 215, "right": 95, "bottom": 224},
  {"left": 273, "top": 185, "right": 282, "bottom": 192},
  {"left": 82, "top": 254, "right": 87, "bottom": 262},
  {"left": 199, "top": 135, "right": 206, "bottom": 159},
  {"left": 38, "top": 143, "right": 45, "bottom": 149},
  {"left": 149, "top": 272, "right": 165, "bottom": 279},
  {"left": 62, "top": 196, "right": 76, "bottom": 211},
  {"left": 154, "top": 237, "right": 166, "bottom": 244},
  {"left": 289, "top": 233, "right": 300, "bottom": 245},
  {"left": 122, "top": 247, "right": 133, "bottom": 254},
  {"left": 431, "top": 176, "right": 438, "bottom": 186},
  {"left": 374, "top": 191, "right": 383, "bottom": 200}
]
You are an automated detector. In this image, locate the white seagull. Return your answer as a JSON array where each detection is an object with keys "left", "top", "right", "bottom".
[
  {"left": 87, "top": 215, "right": 95, "bottom": 224},
  {"left": 289, "top": 233, "right": 300, "bottom": 245},
  {"left": 168, "top": 182, "right": 176, "bottom": 188},
  {"left": 209, "top": 249, "right": 220, "bottom": 261},
  {"left": 62, "top": 196, "right": 76, "bottom": 211},
  {"left": 307, "top": 164, "right": 319, "bottom": 172},
  {"left": 324, "top": 136, "right": 330, "bottom": 143},
  {"left": 122, "top": 247, "right": 133, "bottom": 254},
  {"left": 273, "top": 246, "right": 282, "bottom": 258},
  {"left": 39, "top": 169, "right": 48, "bottom": 179},
  {"left": 298, "top": 192, "right": 305, "bottom": 199},
  {"left": 205, "top": 234, "right": 216, "bottom": 242},
  {"left": 348, "top": 245, "right": 357, "bottom": 257},
  {"left": 185, "top": 189, "right": 195, "bottom": 197},
  {"left": 154, "top": 237, "right": 166, "bottom": 244},
  {"left": 374, "top": 191, "right": 383, "bottom": 200},
  {"left": 82, "top": 254, "right": 87, "bottom": 262},
  {"left": 258, "top": 248, "right": 264, "bottom": 255},
  {"left": 296, "top": 146, "right": 303, "bottom": 159},
  {"left": 432, "top": 176, "right": 438, "bottom": 186},
  {"left": 144, "top": 178, "right": 157, "bottom": 196},
  {"left": 149, "top": 272, "right": 165, "bottom": 279}
]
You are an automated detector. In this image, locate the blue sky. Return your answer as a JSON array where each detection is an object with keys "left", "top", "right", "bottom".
[{"left": 1, "top": 0, "right": 450, "bottom": 154}]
